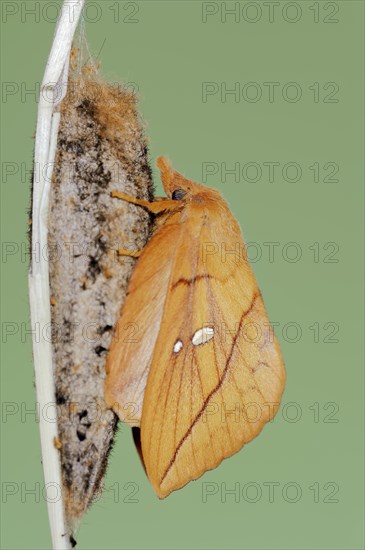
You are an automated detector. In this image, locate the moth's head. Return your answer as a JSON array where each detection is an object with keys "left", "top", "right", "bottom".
[{"left": 157, "top": 156, "right": 219, "bottom": 204}]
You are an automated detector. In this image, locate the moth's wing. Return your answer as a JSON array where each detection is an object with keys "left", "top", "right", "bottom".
[
  {"left": 105, "top": 223, "right": 181, "bottom": 426},
  {"left": 141, "top": 210, "right": 286, "bottom": 497}
]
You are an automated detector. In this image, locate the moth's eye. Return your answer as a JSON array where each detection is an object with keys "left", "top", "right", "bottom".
[{"left": 172, "top": 189, "right": 186, "bottom": 200}]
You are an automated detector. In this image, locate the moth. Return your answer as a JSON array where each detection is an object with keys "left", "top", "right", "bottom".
[{"left": 105, "top": 157, "right": 286, "bottom": 498}]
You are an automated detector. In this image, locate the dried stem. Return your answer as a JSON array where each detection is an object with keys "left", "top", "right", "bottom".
[{"left": 29, "top": 2, "right": 85, "bottom": 548}]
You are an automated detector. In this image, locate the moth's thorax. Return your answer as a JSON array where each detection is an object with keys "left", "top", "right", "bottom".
[{"left": 187, "top": 190, "right": 229, "bottom": 216}]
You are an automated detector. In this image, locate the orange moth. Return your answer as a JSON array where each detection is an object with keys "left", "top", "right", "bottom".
[{"left": 105, "top": 157, "right": 286, "bottom": 498}]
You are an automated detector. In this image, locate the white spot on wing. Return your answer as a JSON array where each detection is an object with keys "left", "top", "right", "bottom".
[
  {"left": 192, "top": 327, "right": 214, "bottom": 346},
  {"left": 173, "top": 340, "right": 183, "bottom": 353}
]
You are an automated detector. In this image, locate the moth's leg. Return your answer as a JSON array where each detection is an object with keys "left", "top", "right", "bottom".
[
  {"left": 111, "top": 191, "right": 182, "bottom": 214},
  {"left": 111, "top": 191, "right": 153, "bottom": 209},
  {"left": 117, "top": 248, "right": 142, "bottom": 258}
]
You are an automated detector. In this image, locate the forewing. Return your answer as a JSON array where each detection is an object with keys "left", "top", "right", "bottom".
[
  {"left": 105, "top": 223, "right": 181, "bottom": 426},
  {"left": 141, "top": 211, "right": 286, "bottom": 497}
]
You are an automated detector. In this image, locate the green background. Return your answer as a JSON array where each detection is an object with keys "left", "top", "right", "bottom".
[{"left": 1, "top": 1, "right": 364, "bottom": 549}]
